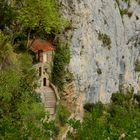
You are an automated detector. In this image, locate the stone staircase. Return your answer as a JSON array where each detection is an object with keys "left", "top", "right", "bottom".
[{"left": 39, "top": 87, "right": 57, "bottom": 115}]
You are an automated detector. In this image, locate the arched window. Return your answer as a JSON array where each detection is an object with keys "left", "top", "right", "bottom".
[{"left": 43, "top": 78, "right": 46, "bottom": 86}]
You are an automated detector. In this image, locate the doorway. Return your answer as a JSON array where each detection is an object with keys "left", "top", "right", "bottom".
[{"left": 43, "top": 78, "right": 46, "bottom": 86}]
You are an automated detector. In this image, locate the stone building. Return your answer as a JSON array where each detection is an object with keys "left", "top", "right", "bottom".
[{"left": 29, "top": 39, "right": 59, "bottom": 115}]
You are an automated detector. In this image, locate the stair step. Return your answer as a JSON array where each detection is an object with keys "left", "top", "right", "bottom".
[
  {"left": 45, "top": 92, "right": 54, "bottom": 94},
  {"left": 38, "top": 86, "right": 57, "bottom": 115},
  {"left": 45, "top": 95, "right": 55, "bottom": 98},
  {"left": 45, "top": 98, "right": 55, "bottom": 101},
  {"left": 45, "top": 108, "right": 55, "bottom": 115},
  {"left": 45, "top": 102, "right": 56, "bottom": 108}
]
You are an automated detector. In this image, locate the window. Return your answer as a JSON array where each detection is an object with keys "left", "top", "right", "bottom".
[
  {"left": 43, "top": 78, "right": 46, "bottom": 86},
  {"left": 39, "top": 67, "right": 42, "bottom": 76},
  {"left": 38, "top": 50, "right": 43, "bottom": 62}
]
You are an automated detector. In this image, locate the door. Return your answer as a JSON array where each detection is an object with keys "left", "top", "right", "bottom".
[{"left": 43, "top": 78, "right": 46, "bottom": 86}]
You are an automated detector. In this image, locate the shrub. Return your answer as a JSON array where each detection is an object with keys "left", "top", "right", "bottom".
[
  {"left": 98, "top": 32, "right": 111, "bottom": 49},
  {"left": 135, "top": 58, "right": 140, "bottom": 72},
  {"left": 111, "top": 92, "right": 126, "bottom": 105},
  {"left": 68, "top": 90, "right": 140, "bottom": 140},
  {"left": 97, "top": 68, "right": 102, "bottom": 75},
  {"left": 84, "top": 102, "right": 104, "bottom": 115},
  {"left": 51, "top": 42, "right": 70, "bottom": 91},
  {"left": 84, "top": 103, "right": 95, "bottom": 112},
  {"left": 111, "top": 89, "right": 133, "bottom": 108},
  {"left": 120, "top": 9, "right": 133, "bottom": 18},
  {"left": 134, "top": 94, "right": 140, "bottom": 107},
  {"left": 55, "top": 103, "right": 70, "bottom": 126},
  {"left": 65, "top": 69, "right": 74, "bottom": 82}
]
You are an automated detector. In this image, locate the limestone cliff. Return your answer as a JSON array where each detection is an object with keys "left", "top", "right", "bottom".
[{"left": 59, "top": 0, "right": 140, "bottom": 103}]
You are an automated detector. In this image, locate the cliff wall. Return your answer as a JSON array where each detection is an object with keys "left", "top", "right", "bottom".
[{"left": 59, "top": 0, "right": 140, "bottom": 103}]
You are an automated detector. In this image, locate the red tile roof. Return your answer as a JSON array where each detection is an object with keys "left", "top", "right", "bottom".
[{"left": 29, "top": 39, "right": 54, "bottom": 53}]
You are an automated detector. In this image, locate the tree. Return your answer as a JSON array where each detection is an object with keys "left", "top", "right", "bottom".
[
  {"left": 0, "top": 0, "right": 69, "bottom": 51},
  {"left": 51, "top": 42, "right": 71, "bottom": 91},
  {"left": 0, "top": 31, "right": 16, "bottom": 70},
  {"left": 0, "top": 52, "right": 57, "bottom": 139},
  {"left": 0, "top": 0, "right": 69, "bottom": 139},
  {"left": 17, "top": 0, "right": 68, "bottom": 40}
]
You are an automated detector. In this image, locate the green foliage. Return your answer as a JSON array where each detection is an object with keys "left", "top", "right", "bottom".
[
  {"left": 120, "top": 9, "right": 133, "bottom": 18},
  {"left": 0, "top": 31, "right": 16, "bottom": 69},
  {"left": 65, "top": 69, "right": 74, "bottom": 82},
  {"left": 52, "top": 42, "right": 71, "bottom": 91},
  {"left": 111, "top": 91, "right": 132, "bottom": 106},
  {"left": 43, "top": 121, "right": 60, "bottom": 138},
  {"left": 68, "top": 119, "right": 81, "bottom": 130},
  {"left": 135, "top": 58, "right": 140, "bottom": 72},
  {"left": 98, "top": 32, "right": 111, "bottom": 49},
  {"left": 0, "top": 68, "right": 20, "bottom": 101},
  {"left": 67, "top": 119, "right": 81, "bottom": 139},
  {"left": 97, "top": 68, "right": 102, "bottom": 75},
  {"left": 84, "top": 102, "right": 103, "bottom": 113},
  {"left": 0, "top": 0, "right": 69, "bottom": 51},
  {"left": 55, "top": 103, "right": 70, "bottom": 126},
  {"left": 115, "top": 0, "right": 134, "bottom": 18},
  {"left": 0, "top": 51, "right": 57, "bottom": 139},
  {"left": 0, "top": 0, "right": 70, "bottom": 139},
  {"left": 83, "top": 103, "right": 95, "bottom": 112},
  {"left": 17, "top": 0, "right": 68, "bottom": 35},
  {"left": 68, "top": 90, "right": 140, "bottom": 140},
  {"left": 0, "top": 0, "right": 17, "bottom": 30}
]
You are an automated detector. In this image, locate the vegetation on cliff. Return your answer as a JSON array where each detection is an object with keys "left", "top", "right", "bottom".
[
  {"left": 52, "top": 42, "right": 71, "bottom": 91},
  {"left": 67, "top": 89, "right": 140, "bottom": 140}
]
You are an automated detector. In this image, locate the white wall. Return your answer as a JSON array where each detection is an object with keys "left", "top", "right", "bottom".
[{"left": 43, "top": 52, "right": 47, "bottom": 63}]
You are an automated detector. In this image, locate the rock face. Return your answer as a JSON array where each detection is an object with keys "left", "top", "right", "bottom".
[{"left": 59, "top": 0, "right": 140, "bottom": 103}]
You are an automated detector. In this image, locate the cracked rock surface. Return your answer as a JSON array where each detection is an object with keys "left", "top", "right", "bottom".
[{"left": 59, "top": 0, "right": 140, "bottom": 103}]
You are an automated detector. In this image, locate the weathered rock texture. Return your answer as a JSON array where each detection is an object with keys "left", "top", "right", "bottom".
[{"left": 59, "top": 0, "right": 140, "bottom": 103}]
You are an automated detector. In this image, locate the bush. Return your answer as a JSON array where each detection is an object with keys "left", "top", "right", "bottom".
[
  {"left": 111, "top": 92, "right": 126, "bottom": 105},
  {"left": 55, "top": 103, "right": 70, "bottom": 126},
  {"left": 51, "top": 42, "right": 70, "bottom": 91},
  {"left": 98, "top": 32, "right": 111, "bottom": 49},
  {"left": 84, "top": 102, "right": 103, "bottom": 113},
  {"left": 68, "top": 90, "right": 140, "bottom": 140},
  {"left": 111, "top": 90, "right": 133, "bottom": 111},
  {"left": 120, "top": 9, "right": 133, "bottom": 18},
  {"left": 0, "top": 52, "right": 56, "bottom": 139},
  {"left": 97, "top": 68, "right": 102, "bottom": 75},
  {"left": 84, "top": 103, "right": 95, "bottom": 112},
  {"left": 135, "top": 58, "right": 140, "bottom": 72},
  {"left": 134, "top": 94, "right": 140, "bottom": 107}
]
